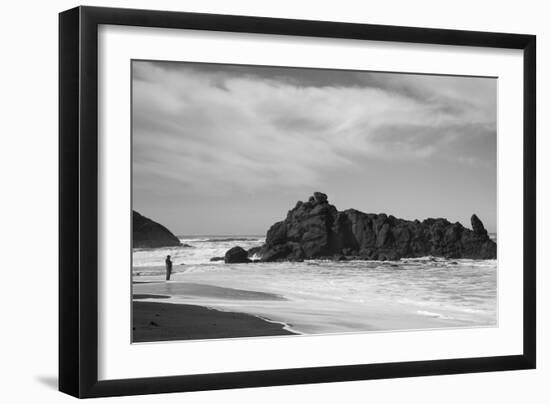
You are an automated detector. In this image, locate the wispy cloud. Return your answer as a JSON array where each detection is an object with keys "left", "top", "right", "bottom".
[{"left": 132, "top": 61, "right": 495, "bottom": 199}]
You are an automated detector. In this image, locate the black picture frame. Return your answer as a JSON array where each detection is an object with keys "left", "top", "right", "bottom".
[{"left": 59, "top": 5, "right": 536, "bottom": 398}]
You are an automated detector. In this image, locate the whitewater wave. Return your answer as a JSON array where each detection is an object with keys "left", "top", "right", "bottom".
[
  {"left": 132, "top": 235, "right": 264, "bottom": 267},
  {"left": 202, "top": 237, "right": 262, "bottom": 242},
  {"left": 415, "top": 310, "right": 454, "bottom": 320}
]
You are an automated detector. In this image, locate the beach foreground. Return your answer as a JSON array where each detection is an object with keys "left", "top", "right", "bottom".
[
  {"left": 132, "top": 257, "right": 497, "bottom": 342},
  {"left": 133, "top": 300, "right": 295, "bottom": 342}
]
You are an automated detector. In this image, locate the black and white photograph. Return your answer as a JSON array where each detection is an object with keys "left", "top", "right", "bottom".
[
  {"left": 131, "top": 60, "right": 498, "bottom": 342},
  {"left": 1, "top": 0, "right": 545, "bottom": 401}
]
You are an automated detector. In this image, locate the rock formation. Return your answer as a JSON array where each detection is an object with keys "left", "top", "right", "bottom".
[
  {"left": 224, "top": 246, "right": 251, "bottom": 263},
  {"left": 247, "top": 246, "right": 262, "bottom": 258},
  {"left": 255, "top": 192, "right": 496, "bottom": 261},
  {"left": 132, "top": 211, "right": 181, "bottom": 248}
]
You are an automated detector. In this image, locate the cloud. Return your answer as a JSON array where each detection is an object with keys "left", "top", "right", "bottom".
[{"left": 132, "top": 61, "right": 496, "bottom": 197}]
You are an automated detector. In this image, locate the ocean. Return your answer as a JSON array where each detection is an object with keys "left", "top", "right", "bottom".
[{"left": 133, "top": 235, "right": 497, "bottom": 335}]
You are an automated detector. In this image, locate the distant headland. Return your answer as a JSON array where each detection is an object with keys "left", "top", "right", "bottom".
[{"left": 132, "top": 210, "right": 181, "bottom": 248}]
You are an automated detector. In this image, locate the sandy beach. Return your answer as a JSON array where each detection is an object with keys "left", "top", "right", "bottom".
[
  {"left": 132, "top": 264, "right": 496, "bottom": 342},
  {"left": 133, "top": 300, "right": 295, "bottom": 342},
  {"left": 132, "top": 284, "right": 296, "bottom": 342}
]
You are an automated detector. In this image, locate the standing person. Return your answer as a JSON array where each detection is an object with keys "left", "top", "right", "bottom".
[{"left": 165, "top": 255, "right": 173, "bottom": 281}]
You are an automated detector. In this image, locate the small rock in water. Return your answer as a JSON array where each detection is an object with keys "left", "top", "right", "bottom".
[{"left": 224, "top": 246, "right": 251, "bottom": 263}]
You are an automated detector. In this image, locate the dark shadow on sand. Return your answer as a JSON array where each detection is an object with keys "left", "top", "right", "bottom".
[
  {"left": 133, "top": 294, "right": 171, "bottom": 299},
  {"left": 132, "top": 301, "right": 295, "bottom": 342}
]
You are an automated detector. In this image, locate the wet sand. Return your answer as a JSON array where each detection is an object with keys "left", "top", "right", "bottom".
[
  {"left": 132, "top": 280, "right": 481, "bottom": 338},
  {"left": 132, "top": 300, "right": 295, "bottom": 342},
  {"left": 133, "top": 281, "right": 286, "bottom": 301}
]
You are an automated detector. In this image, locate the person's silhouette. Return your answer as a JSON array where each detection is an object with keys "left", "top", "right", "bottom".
[{"left": 165, "top": 255, "right": 173, "bottom": 281}]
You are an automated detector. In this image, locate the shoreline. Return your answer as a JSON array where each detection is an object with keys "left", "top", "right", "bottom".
[
  {"left": 132, "top": 300, "right": 296, "bottom": 342},
  {"left": 131, "top": 260, "right": 496, "bottom": 339}
]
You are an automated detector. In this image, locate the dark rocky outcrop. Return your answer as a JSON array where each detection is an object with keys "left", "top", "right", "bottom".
[
  {"left": 224, "top": 246, "right": 251, "bottom": 263},
  {"left": 255, "top": 193, "right": 496, "bottom": 261},
  {"left": 247, "top": 246, "right": 263, "bottom": 258},
  {"left": 132, "top": 211, "right": 181, "bottom": 248}
]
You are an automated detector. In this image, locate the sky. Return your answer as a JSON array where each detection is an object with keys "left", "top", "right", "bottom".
[{"left": 132, "top": 60, "right": 497, "bottom": 235}]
